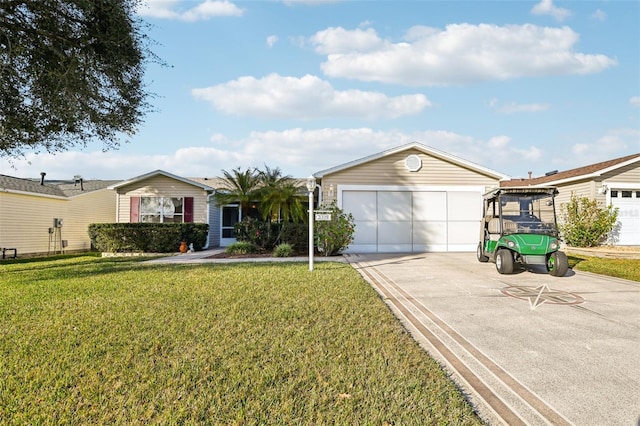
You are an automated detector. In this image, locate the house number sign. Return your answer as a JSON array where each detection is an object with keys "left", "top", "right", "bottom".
[{"left": 315, "top": 211, "right": 332, "bottom": 221}]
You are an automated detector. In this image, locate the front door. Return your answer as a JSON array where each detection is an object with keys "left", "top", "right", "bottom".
[{"left": 221, "top": 205, "right": 240, "bottom": 246}]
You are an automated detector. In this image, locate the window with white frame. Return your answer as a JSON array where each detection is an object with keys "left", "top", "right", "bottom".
[{"left": 139, "top": 197, "right": 184, "bottom": 223}]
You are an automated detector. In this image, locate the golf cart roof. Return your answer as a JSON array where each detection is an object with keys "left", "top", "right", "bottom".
[{"left": 483, "top": 186, "right": 558, "bottom": 200}]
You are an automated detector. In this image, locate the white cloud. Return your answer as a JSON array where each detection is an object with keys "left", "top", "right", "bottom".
[
  {"left": 191, "top": 73, "right": 431, "bottom": 119},
  {"left": 0, "top": 129, "right": 548, "bottom": 181},
  {"left": 491, "top": 100, "right": 551, "bottom": 114},
  {"left": 4, "top": 128, "right": 636, "bottom": 182},
  {"left": 630, "top": 96, "right": 640, "bottom": 108},
  {"left": 310, "top": 26, "right": 383, "bottom": 54},
  {"left": 313, "top": 24, "right": 616, "bottom": 86},
  {"left": 553, "top": 128, "right": 640, "bottom": 170},
  {"left": 266, "top": 35, "right": 279, "bottom": 48},
  {"left": 137, "top": 0, "right": 244, "bottom": 21},
  {"left": 591, "top": 9, "right": 607, "bottom": 22},
  {"left": 531, "top": 0, "right": 571, "bottom": 22}
]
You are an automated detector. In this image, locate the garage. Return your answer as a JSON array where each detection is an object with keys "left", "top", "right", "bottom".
[
  {"left": 610, "top": 188, "right": 640, "bottom": 245},
  {"left": 341, "top": 186, "right": 484, "bottom": 253}
]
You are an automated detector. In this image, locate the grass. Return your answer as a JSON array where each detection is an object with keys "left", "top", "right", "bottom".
[
  {"left": 0, "top": 256, "right": 482, "bottom": 425},
  {"left": 567, "top": 254, "right": 640, "bottom": 282}
]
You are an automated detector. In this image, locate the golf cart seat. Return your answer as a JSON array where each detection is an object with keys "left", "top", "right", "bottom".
[{"left": 487, "top": 218, "right": 517, "bottom": 238}]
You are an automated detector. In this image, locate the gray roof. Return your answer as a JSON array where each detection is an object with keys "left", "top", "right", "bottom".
[
  {"left": 0, "top": 174, "right": 119, "bottom": 198},
  {"left": 108, "top": 169, "right": 215, "bottom": 191}
]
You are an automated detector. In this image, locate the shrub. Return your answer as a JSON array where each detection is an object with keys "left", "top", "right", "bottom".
[
  {"left": 234, "top": 218, "right": 280, "bottom": 250},
  {"left": 314, "top": 202, "right": 356, "bottom": 256},
  {"left": 273, "top": 243, "right": 294, "bottom": 257},
  {"left": 280, "top": 222, "right": 308, "bottom": 254},
  {"left": 559, "top": 193, "right": 618, "bottom": 247},
  {"left": 225, "top": 241, "right": 258, "bottom": 255},
  {"left": 88, "top": 223, "right": 209, "bottom": 253}
]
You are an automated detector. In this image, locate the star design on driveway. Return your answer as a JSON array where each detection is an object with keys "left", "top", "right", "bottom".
[{"left": 501, "top": 285, "right": 584, "bottom": 310}]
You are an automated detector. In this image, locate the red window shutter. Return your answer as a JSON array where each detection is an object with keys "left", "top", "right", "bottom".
[
  {"left": 130, "top": 197, "right": 140, "bottom": 222},
  {"left": 184, "top": 197, "right": 194, "bottom": 223}
]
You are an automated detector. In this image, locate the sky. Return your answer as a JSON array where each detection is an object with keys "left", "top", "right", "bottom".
[{"left": 1, "top": 0, "right": 639, "bottom": 181}]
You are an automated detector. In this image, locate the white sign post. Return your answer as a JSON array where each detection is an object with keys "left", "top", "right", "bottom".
[{"left": 306, "top": 176, "right": 316, "bottom": 272}]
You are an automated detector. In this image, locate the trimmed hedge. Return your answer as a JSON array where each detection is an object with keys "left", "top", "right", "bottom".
[{"left": 88, "top": 223, "right": 209, "bottom": 253}]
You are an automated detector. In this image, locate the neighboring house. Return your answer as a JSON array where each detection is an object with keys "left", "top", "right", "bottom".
[
  {"left": 0, "top": 174, "right": 118, "bottom": 256},
  {"left": 313, "top": 142, "right": 509, "bottom": 253},
  {"left": 502, "top": 153, "right": 640, "bottom": 246}
]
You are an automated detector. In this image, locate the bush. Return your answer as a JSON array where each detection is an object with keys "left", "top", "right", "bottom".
[
  {"left": 280, "top": 222, "right": 308, "bottom": 254},
  {"left": 88, "top": 223, "right": 209, "bottom": 253},
  {"left": 273, "top": 243, "right": 294, "bottom": 257},
  {"left": 234, "top": 218, "right": 280, "bottom": 250},
  {"left": 225, "top": 241, "right": 258, "bottom": 255},
  {"left": 314, "top": 202, "right": 356, "bottom": 256},
  {"left": 559, "top": 193, "right": 618, "bottom": 247}
]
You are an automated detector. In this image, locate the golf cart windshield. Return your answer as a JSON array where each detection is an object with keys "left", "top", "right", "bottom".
[{"left": 499, "top": 192, "right": 558, "bottom": 236}]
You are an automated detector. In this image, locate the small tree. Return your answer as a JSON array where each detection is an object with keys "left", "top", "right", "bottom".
[
  {"left": 314, "top": 202, "right": 356, "bottom": 256},
  {"left": 559, "top": 193, "right": 618, "bottom": 247}
]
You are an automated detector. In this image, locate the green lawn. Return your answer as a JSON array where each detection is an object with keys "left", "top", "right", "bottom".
[
  {"left": 568, "top": 254, "right": 640, "bottom": 282},
  {"left": 0, "top": 256, "right": 482, "bottom": 425}
]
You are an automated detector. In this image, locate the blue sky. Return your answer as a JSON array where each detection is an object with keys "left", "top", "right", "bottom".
[{"left": 2, "top": 0, "right": 639, "bottom": 181}]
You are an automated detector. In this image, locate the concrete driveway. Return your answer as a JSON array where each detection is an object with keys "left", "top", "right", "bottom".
[{"left": 345, "top": 252, "right": 640, "bottom": 426}]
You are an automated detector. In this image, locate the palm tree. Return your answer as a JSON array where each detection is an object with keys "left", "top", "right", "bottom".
[
  {"left": 257, "top": 165, "right": 307, "bottom": 223},
  {"left": 214, "top": 167, "right": 261, "bottom": 219}
]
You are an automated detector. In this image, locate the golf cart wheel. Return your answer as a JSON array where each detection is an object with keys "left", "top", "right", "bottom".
[
  {"left": 477, "top": 242, "right": 489, "bottom": 262},
  {"left": 547, "top": 251, "right": 568, "bottom": 277},
  {"left": 495, "top": 249, "right": 514, "bottom": 274}
]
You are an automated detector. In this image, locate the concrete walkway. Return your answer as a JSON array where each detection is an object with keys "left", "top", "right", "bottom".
[{"left": 345, "top": 252, "right": 640, "bottom": 426}]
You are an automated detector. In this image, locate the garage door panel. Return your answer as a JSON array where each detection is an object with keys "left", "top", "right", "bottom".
[
  {"left": 352, "top": 221, "right": 377, "bottom": 244},
  {"left": 413, "top": 192, "right": 446, "bottom": 221},
  {"left": 413, "top": 221, "right": 447, "bottom": 252},
  {"left": 378, "top": 192, "right": 411, "bottom": 220},
  {"left": 413, "top": 221, "right": 447, "bottom": 244},
  {"left": 343, "top": 191, "right": 377, "bottom": 221},
  {"left": 448, "top": 192, "right": 482, "bottom": 221},
  {"left": 379, "top": 221, "right": 412, "bottom": 245},
  {"left": 448, "top": 221, "right": 480, "bottom": 251}
]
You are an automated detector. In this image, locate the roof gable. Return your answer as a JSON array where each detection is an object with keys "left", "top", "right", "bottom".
[
  {"left": 313, "top": 142, "right": 509, "bottom": 180},
  {"left": 502, "top": 153, "right": 640, "bottom": 187},
  {"left": 108, "top": 170, "right": 215, "bottom": 191}
]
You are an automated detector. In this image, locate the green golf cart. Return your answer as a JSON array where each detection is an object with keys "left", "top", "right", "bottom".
[{"left": 476, "top": 186, "right": 568, "bottom": 276}]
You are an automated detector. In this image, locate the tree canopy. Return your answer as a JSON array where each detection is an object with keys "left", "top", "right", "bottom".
[{"left": 0, "top": 0, "right": 155, "bottom": 157}]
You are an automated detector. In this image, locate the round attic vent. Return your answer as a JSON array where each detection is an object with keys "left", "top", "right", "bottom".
[{"left": 405, "top": 154, "right": 422, "bottom": 172}]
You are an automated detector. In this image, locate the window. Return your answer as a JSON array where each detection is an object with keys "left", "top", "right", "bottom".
[
  {"left": 621, "top": 190, "right": 632, "bottom": 198},
  {"left": 130, "top": 197, "right": 194, "bottom": 223},
  {"left": 611, "top": 190, "right": 618, "bottom": 198}
]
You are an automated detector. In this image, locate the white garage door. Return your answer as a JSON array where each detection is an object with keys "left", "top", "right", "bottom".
[
  {"left": 342, "top": 189, "right": 482, "bottom": 253},
  {"left": 611, "top": 189, "right": 640, "bottom": 245}
]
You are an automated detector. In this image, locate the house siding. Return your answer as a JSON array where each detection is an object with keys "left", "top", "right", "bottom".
[
  {"left": 0, "top": 189, "right": 115, "bottom": 255},
  {"left": 115, "top": 175, "right": 208, "bottom": 223},
  {"left": 554, "top": 180, "right": 599, "bottom": 208},
  {"left": 603, "top": 163, "right": 640, "bottom": 184},
  {"left": 320, "top": 149, "right": 499, "bottom": 203},
  {"left": 65, "top": 190, "right": 117, "bottom": 251},
  {"left": 0, "top": 193, "right": 66, "bottom": 255}
]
